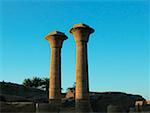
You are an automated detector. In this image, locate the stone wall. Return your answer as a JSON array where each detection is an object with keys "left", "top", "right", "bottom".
[{"left": 0, "top": 102, "right": 36, "bottom": 113}]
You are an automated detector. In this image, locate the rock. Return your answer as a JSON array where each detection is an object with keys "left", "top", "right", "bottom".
[
  {"left": 90, "top": 92, "right": 145, "bottom": 112},
  {"left": 0, "top": 82, "right": 48, "bottom": 102},
  {"left": 0, "top": 82, "right": 146, "bottom": 112},
  {"left": 0, "top": 102, "right": 36, "bottom": 113}
]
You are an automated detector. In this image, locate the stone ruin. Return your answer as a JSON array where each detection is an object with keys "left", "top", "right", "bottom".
[
  {"left": 1, "top": 23, "right": 149, "bottom": 113},
  {"left": 44, "top": 23, "right": 94, "bottom": 113}
]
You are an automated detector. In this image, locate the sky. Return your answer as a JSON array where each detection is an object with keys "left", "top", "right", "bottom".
[{"left": 0, "top": 0, "right": 149, "bottom": 99}]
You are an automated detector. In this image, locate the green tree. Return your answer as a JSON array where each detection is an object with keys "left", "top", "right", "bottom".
[
  {"left": 23, "top": 77, "right": 49, "bottom": 91},
  {"left": 32, "top": 77, "right": 42, "bottom": 87},
  {"left": 41, "top": 77, "right": 49, "bottom": 97},
  {"left": 23, "top": 78, "right": 32, "bottom": 87}
]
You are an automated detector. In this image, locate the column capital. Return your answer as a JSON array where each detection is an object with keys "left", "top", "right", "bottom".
[
  {"left": 45, "top": 31, "right": 68, "bottom": 48},
  {"left": 70, "top": 23, "right": 94, "bottom": 42}
]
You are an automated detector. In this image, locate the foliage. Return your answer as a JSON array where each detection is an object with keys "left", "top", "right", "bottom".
[
  {"left": 23, "top": 77, "right": 49, "bottom": 91},
  {"left": 23, "top": 78, "right": 33, "bottom": 87}
]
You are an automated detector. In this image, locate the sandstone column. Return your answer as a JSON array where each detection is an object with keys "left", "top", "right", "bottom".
[
  {"left": 45, "top": 31, "right": 67, "bottom": 110},
  {"left": 70, "top": 23, "right": 94, "bottom": 112}
]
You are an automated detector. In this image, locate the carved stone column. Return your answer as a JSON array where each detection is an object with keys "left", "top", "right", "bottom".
[
  {"left": 45, "top": 31, "right": 67, "bottom": 111},
  {"left": 70, "top": 23, "right": 94, "bottom": 112}
]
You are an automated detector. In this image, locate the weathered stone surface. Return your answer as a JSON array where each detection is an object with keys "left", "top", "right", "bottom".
[
  {"left": 107, "top": 105, "right": 122, "bottom": 113},
  {"left": 45, "top": 31, "right": 68, "bottom": 48},
  {"left": 66, "top": 88, "right": 75, "bottom": 99},
  {"left": 0, "top": 102, "right": 36, "bottom": 113},
  {"left": 70, "top": 23, "right": 94, "bottom": 113},
  {"left": 0, "top": 82, "right": 146, "bottom": 112},
  {"left": 36, "top": 103, "right": 60, "bottom": 113},
  {"left": 142, "top": 104, "right": 150, "bottom": 111},
  {"left": 70, "top": 23, "right": 94, "bottom": 35},
  {"left": 45, "top": 31, "right": 68, "bottom": 111},
  {"left": 0, "top": 82, "right": 47, "bottom": 102},
  {"left": 90, "top": 92, "right": 145, "bottom": 112}
]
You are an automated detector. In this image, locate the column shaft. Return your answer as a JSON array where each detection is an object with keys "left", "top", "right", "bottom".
[
  {"left": 76, "top": 41, "right": 90, "bottom": 112},
  {"left": 45, "top": 31, "right": 67, "bottom": 112},
  {"left": 69, "top": 23, "right": 94, "bottom": 113},
  {"left": 49, "top": 47, "right": 61, "bottom": 102}
]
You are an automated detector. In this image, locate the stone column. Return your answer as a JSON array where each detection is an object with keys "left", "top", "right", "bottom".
[
  {"left": 45, "top": 31, "right": 67, "bottom": 111},
  {"left": 70, "top": 23, "right": 94, "bottom": 112}
]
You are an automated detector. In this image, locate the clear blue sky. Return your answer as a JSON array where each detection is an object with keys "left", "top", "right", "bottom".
[{"left": 0, "top": 0, "right": 149, "bottom": 99}]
